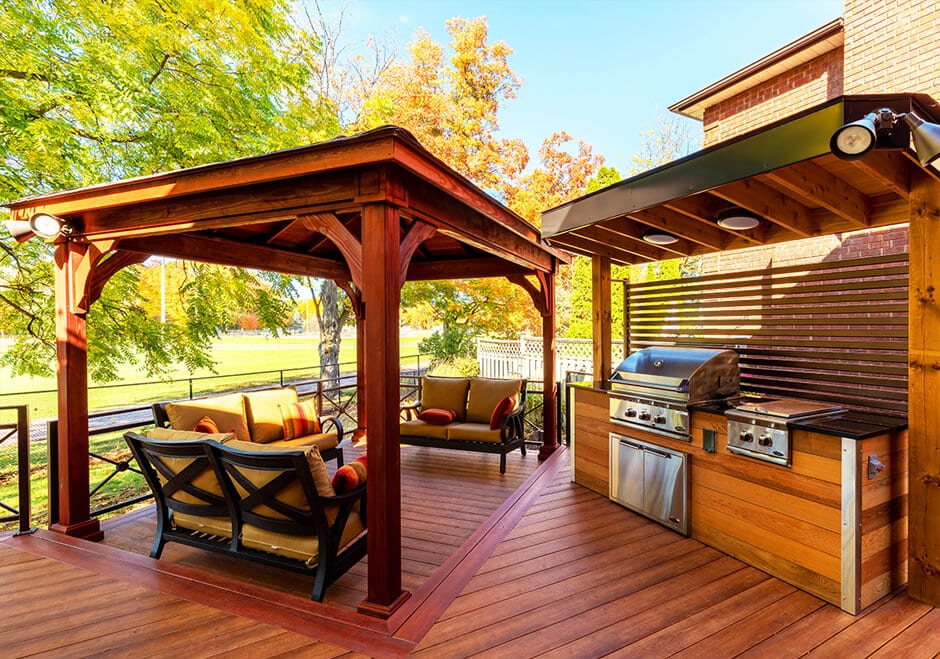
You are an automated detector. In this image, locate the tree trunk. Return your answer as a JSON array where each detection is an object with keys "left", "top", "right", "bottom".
[{"left": 313, "top": 279, "right": 349, "bottom": 382}]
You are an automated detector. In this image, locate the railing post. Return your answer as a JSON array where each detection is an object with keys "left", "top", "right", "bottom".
[
  {"left": 189, "top": 378, "right": 193, "bottom": 399},
  {"left": 279, "top": 370, "right": 284, "bottom": 387},
  {"left": 46, "top": 419, "right": 59, "bottom": 526},
  {"left": 13, "top": 406, "right": 31, "bottom": 534}
]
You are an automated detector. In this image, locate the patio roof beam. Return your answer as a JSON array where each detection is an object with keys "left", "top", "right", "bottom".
[
  {"left": 663, "top": 196, "right": 764, "bottom": 247},
  {"left": 760, "top": 160, "right": 871, "bottom": 228},
  {"left": 710, "top": 179, "right": 817, "bottom": 237},
  {"left": 849, "top": 151, "right": 912, "bottom": 200}
]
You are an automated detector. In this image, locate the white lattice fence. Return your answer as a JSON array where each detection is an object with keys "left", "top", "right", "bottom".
[{"left": 476, "top": 336, "right": 625, "bottom": 380}]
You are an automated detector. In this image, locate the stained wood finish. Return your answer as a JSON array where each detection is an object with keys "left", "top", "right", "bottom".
[
  {"left": 570, "top": 391, "right": 908, "bottom": 612},
  {"left": 592, "top": 255, "right": 612, "bottom": 381},
  {"left": 907, "top": 171, "right": 940, "bottom": 608},
  {"left": 626, "top": 253, "right": 909, "bottom": 415}
]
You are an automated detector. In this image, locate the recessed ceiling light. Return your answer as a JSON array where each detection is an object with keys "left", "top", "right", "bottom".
[
  {"left": 642, "top": 230, "right": 678, "bottom": 246},
  {"left": 716, "top": 208, "right": 761, "bottom": 231}
]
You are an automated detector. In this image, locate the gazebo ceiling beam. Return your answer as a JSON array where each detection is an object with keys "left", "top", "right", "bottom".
[
  {"left": 710, "top": 178, "right": 817, "bottom": 237},
  {"left": 760, "top": 160, "right": 871, "bottom": 228},
  {"left": 118, "top": 234, "right": 351, "bottom": 280},
  {"left": 407, "top": 257, "right": 533, "bottom": 281}
]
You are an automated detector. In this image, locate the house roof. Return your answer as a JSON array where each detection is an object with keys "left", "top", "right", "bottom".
[
  {"left": 541, "top": 94, "right": 940, "bottom": 265},
  {"left": 669, "top": 18, "right": 845, "bottom": 122}
]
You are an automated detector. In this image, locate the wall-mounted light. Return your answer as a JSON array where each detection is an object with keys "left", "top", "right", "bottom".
[
  {"left": 716, "top": 207, "right": 761, "bottom": 231},
  {"left": 5, "top": 212, "right": 72, "bottom": 243},
  {"left": 831, "top": 107, "right": 940, "bottom": 170},
  {"left": 642, "top": 230, "right": 678, "bottom": 246}
]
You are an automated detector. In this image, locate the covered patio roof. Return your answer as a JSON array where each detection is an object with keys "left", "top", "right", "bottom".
[
  {"left": 542, "top": 94, "right": 940, "bottom": 263},
  {"left": 540, "top": 92, "right": 940, "bottom": 611},
  {"left": 4, "top": 125, "right": 562, "bottom": 618}
]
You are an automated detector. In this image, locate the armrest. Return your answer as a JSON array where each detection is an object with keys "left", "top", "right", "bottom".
[
  {"left": 318, "top": 415, "right": 344, "bottom": 444},
  {"left": 322, "top": 481, "right": 368, "bottom": 527},
  {"left": 400, "top": 401, "right": 421, "bottom": 421}
]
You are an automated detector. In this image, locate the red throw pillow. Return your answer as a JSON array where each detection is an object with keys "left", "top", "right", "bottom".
[
  {"left": 331, "top": 456, "right": 368, "bottom": 494},
  {"left": 490, "top": 396, "right": 517, "bottom": 430},
  {"left": 418, "top": 408, "right": 457, "bottom": 425},
  {"left": 193, "top": 416, "right": 220, "bottom": 434}
]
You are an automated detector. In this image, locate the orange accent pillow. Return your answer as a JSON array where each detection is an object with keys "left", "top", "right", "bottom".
[
  {"left": 193, "top": 416, "right": 220, "bottom": 434},
  {"left": 331, "top": 456, "right": 368, "bottom": 494},
  {"left": 418, "top": 408, "right": 457, "bottom": 425},
  {"left": 279, "top": 400, "right": 322, "bottom": 440},
  {"left": 490, "top": 396, "right": 517, "bottom": 430}
]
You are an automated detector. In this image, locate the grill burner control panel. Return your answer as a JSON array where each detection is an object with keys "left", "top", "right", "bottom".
[
  {"left": 726, "top": 416, "right": 790, "bottom": 466},
  {"left": 610, "top": 395, "right": 690, "bottom": 440}
]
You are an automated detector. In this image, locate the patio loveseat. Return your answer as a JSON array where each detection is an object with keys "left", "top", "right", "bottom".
[
  {"left": 151, "top": 386, "right": 344, "bottom": 465},
  {"left": 124, "top": 428, "right": 368, "bottom": 602},
  {"left": 400, "top": 376, "right": 527, "bottom": 474}
]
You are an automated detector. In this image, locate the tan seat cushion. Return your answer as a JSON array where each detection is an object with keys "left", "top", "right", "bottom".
[
  {"left": 446, "top": 422, "right": 503, "bottom": 444},
  {"left": 420, "top": 377, "right": 470, "bottom": 421},
  {"left": 244, "top": 388, "right": 298, "bottom": 443},
  {"left": 165, "top": 393, "right": 252, "bottom": 442},
  {"left": 270, "top": 432, "right": 339, "bottom": 453},
  {"left": 465, "top": 378, "right": 522, "bottom": 424},
  {"left": 400, "top": 419, "right": 450, "bottom": 440},
  {"left": 240, "top": 510, "right": 365, "bottom": 565},
  {"left": 173, "top": 513, "right": 231, "bottom": 538},
  {"left": 145, "top": 427, "right": 237, "bottom": 443}
]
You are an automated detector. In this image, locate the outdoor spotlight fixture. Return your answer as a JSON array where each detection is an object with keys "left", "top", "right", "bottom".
[
  {"left": 642, "top": 230, "right": 679, "bottom": 246},
  {"left": 5, "top": 212, "right": 72, "bottom": 243},
  {"left": 831, "top": 107, "right": 940, "bottom": 170},
  {"left": 716, "top": 207, "right": 761, "bottom": 231}
]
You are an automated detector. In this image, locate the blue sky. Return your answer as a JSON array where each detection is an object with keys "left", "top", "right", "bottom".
[{"left": 321, "top": 0, "right": 843, "bottom": 173}]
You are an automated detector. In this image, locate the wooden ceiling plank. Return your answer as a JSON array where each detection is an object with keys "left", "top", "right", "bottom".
[
  {"left": 711, "top": 178, "right": 817, "bottom": 236},
  {"left": 662, "top": 196, "right": 765, "bottom": 246},
  {"left": 761, "top": 160, "right": 871, "bottom": 227},
  {"left": 850, "top": 151, "right": 911, "bottom": 200},
  {"left": 595, "top": 220, "right": 691, "bottom": 257},
  {"left": 577, "top": 224, "right": 675, "bottom": 260},
  {"left": 553, "top": 232, "right": 646, "bottom": 264},
  {"left": 118, "top": 234, "right": 350, "bottom": 281},
  {"left": 627, "top": 207, "right": 724, "bottom": 251}
]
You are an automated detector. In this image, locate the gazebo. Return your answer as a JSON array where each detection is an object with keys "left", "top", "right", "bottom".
[{"left": 4, "top": 125, "right": 562, "bottom": 617}]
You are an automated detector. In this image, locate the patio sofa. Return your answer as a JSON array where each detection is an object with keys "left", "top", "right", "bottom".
[
  {"left": 151, "top": 386, "right": 344, "bottom": 465},
  {"left": 400, "top": 376, "right": 527, "bottom": 474},
  {"left": 124, "top": 428, "right": 367, "bottom": 602}
]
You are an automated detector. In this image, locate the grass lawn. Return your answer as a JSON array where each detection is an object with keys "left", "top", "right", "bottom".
[{"left": 0, "top": 333, "right": 429, "bottom": 417}]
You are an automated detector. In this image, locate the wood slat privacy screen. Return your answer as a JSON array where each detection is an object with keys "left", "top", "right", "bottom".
[{"left": 624, "top": 253, "right": 909, "bottom": 416}]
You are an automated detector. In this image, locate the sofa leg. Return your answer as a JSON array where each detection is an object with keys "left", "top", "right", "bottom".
[{"left": 500, "top": 453, "right": 507, "bottom": 474}]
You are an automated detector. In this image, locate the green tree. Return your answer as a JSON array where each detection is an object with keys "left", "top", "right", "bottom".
[{"left": 0, "top": 0, "right": 336, "bottom": 380}]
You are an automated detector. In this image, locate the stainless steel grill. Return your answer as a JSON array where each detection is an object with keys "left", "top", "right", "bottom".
[
  {"left": 726, "top": 398, "right": 842, "bottom": 466},
  {"left": 609, "top": 346, "right": 739, "bottom": 440}
]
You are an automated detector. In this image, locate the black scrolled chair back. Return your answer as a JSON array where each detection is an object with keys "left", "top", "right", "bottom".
[{"left": 124, "top": 432, "right": 232, "bottom": 558}]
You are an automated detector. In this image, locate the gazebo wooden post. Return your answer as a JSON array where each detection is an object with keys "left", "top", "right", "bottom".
[
  {"left": 908, "top": 170, "right": 940, "bottom": 608},
  {"left": 357, "top": 202, "right": 409, "bottom": 617},
  {"left": 592, "top": 255, "right": 612, "bottom": 381},
  {"left": 50, "top": 241, "right": 102, "bottom": 541},
  {"left": 538, "top": 272, "right": 558, "bottom": 460}
]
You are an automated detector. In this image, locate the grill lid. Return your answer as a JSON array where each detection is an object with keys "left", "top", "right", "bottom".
[{"left": 610, "top": 346, "right": 739, "bottom": 402}]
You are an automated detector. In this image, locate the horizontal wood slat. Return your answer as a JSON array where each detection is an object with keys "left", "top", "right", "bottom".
[{"left": 627, "top": 253, "right": 908, "bottom": 415}]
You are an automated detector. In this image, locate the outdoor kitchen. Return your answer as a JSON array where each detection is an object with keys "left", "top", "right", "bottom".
[{"left": 569, "top": 340, "right": 908, "bottom": 616}]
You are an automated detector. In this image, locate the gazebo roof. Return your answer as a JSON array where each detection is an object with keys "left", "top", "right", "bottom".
[
  {"left": 6, "top": 125, "right": 559, "bottom": 281},
  {"left": 541, "top": 94, "right": 940, "bottom": 263}
]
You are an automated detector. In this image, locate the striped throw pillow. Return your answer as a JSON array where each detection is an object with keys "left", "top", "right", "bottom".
[{"left": 279, "top": 399, "right": 322, "bottom": 440}]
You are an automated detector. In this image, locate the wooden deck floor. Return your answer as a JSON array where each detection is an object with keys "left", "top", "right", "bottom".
[{"left": 3, "top": 444, "right": 938, "bottom": 657}]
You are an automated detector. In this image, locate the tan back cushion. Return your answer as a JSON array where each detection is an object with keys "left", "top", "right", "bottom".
[
  {"left": 145, "top": 427, "right": 236, "bottom": 443},
  {"left": 244, "top": 387, "right": 298, "bottom": 443},
  {"left": 465, "top": 378, "right": 522, "bottom": 424},
  {"left": 165, "top": 393, "right": 251, "bottom": 442},
  {"left": 421, "top": 377, "right": 470, "bottom": 420}
]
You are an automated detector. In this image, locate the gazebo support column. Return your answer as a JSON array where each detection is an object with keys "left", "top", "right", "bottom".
[
  {"left": 592, "top": 255, "right": 612, "bottom": 381},
  {"left": 50, "top": 241, "right": 102, "bottom": 541},
  {"left": 539, "top": 273, "right": 557, "bottom": 460},
  {"left": 908, "top": 171, "right": 940, "bottom": 608},
  {"left": 357, "top": 203, "right": 409, "bottom": 618}
]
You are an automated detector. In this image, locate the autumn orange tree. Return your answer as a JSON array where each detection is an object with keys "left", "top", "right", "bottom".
[{"left": 353, "top": 17, "right": 604, "bottom": 363}]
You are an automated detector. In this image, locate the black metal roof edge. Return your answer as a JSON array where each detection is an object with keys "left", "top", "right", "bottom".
[{"left": 541, "top": 93, "right": 938, "bottom": 239}]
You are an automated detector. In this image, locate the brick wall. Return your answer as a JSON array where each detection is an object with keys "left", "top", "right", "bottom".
[
  {"left": 843, "top": 0, "right": 939, "bottom": 98},
  {"left": 703, "top": 48, "right": 844, "bottom": 146},
  {"left": 696, "top": 225, "right": 909, "bottom": 276}
]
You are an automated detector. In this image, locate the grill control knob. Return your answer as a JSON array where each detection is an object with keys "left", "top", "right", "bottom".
[
  {"left": 739, "top": 431, "right": 754, "bottom": 443},
  {"left": 625, "top": 408, "right": 637, "bottom": 418},
  {"left": 758, "top": 434, "right": 774, "bottom": 447},
  {"left": 638, "top": 411, "right": 651, "bottom": 421},
  {"left": 653, "top": 415, "right": 667, "bottom": 424}
]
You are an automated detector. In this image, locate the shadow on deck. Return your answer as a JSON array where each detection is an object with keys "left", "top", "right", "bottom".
[{"left": 3, "top": 445, "right": 938, "bottom": 657}]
